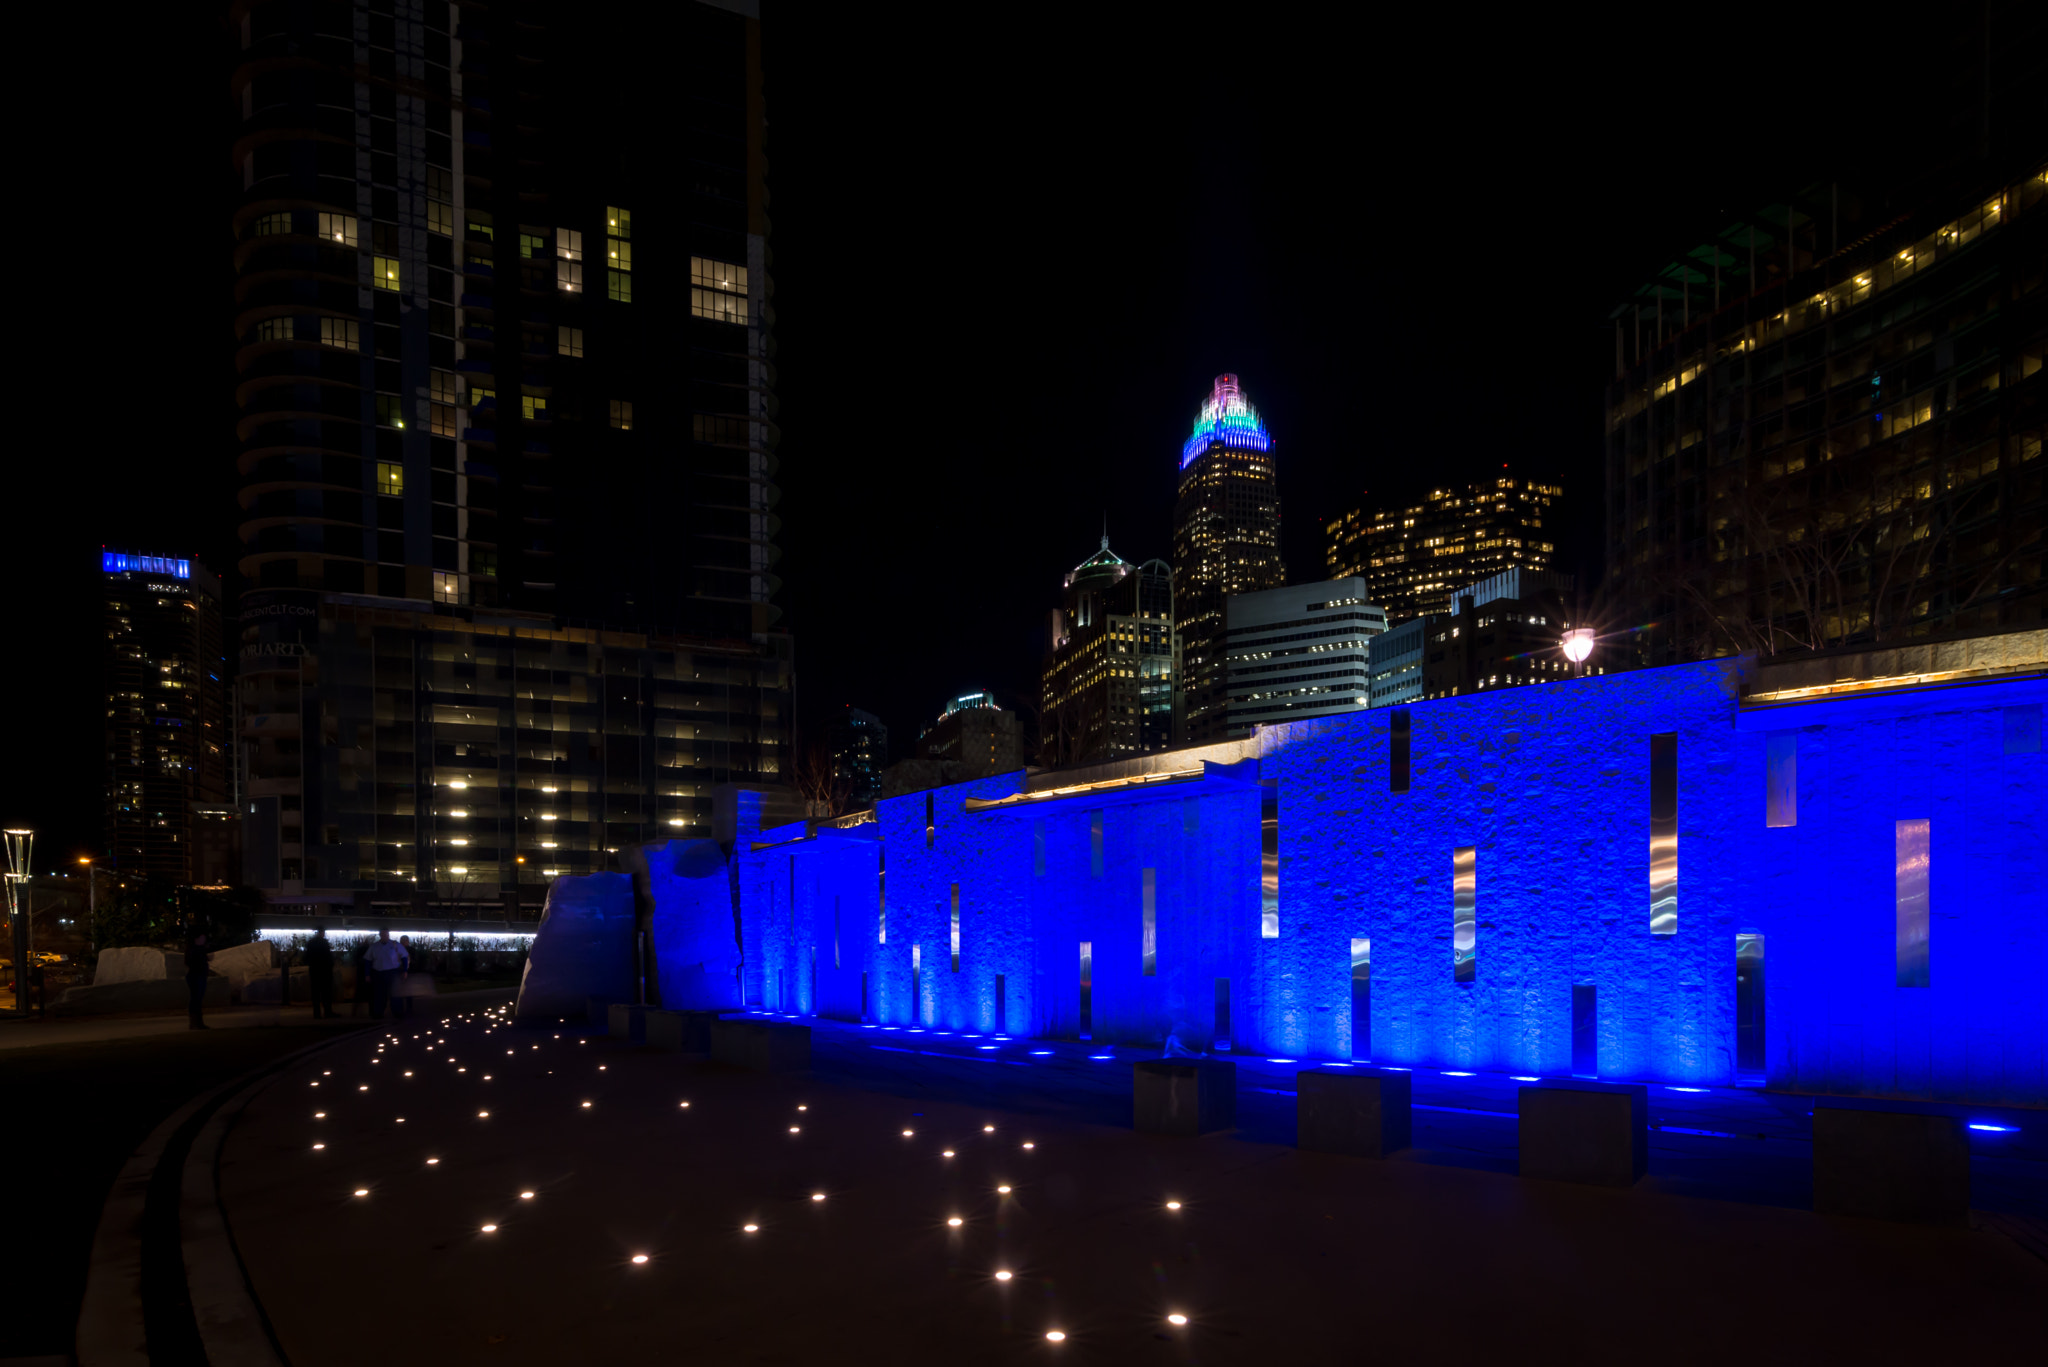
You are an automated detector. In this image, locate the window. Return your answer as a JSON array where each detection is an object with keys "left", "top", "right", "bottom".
[
  {"left": 558, "top": 325, "right": 585, "bottom": 358},
  {"left": 471, "top": 550, "right": 497, "bottom": 578},
  {"left": 320, "top": 317, "right": 360, "bottom": 350},
  {"left": 430, "top": 369, "right": 458, "bottom": 405},
  {"left": 608, "top": 239, "right": 632, "bottom": 272},
  {"left": 255, "top": 317, "right": 293, "bottom": 344},
  {"left": 557, "top": 259, "right": 583, "bottom": 293},
  {"left": 430, "top": 400, "right": 457, "bottom": 438},
  {"left": 253, "top": 212, "right": 291, "bottom": 236},
  {"left": 375, "top": 395, "right": 405, "bottom": 429},
  {"left": 608, "top": 399, "right": 632, "bottom": 430},
  {"left": 607, "top": 269, "right": 632, "bottom": 303},
  {"left": 372, "top": 256, "right": 401, "bottom": 291},
  {"left": 470, "top": 387, "right": 496, "bottom": 408},
  {"left": 376, "top": 462, "right": 404, "bottom": 497},
  {"left": 520, "top": 233, "right": 545, "bottom": 260},
  {"left": 316, "top": 212, "right": 358, "bottom": 247},
  {"left": 427, "top": 166, "right": 452, "bottom": 202},
  {"left": 607, "top": 206, "right": 631, "bottom": 239},
  {"left": 427, "top": 200, "right": 453, "bottom": 236},
  {"left": 467, "top": 217, "right": 494, "bottom": 240},
  {"left": 690, "top": 256, "right": 747, "bottom": 324},
  {"left": 521, "top": 394, "right": 548, "bottom": 421},
  {"left": 693, "top": 414, "right": 747, "bottom": 444},
  {"left": 433, "top": 571, "right": 463, "bottom": 604},
  {"left": 557, "top": 228, "right": 583, "bottom": 261}
]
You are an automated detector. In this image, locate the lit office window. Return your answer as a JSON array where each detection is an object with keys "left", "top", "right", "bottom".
[
  {"left": 317, "top": 212, "right": 357, "bottom": 246},
  {"left": 607, "top": 269, "right": 632, "bottom": 303},
  {"left": 374, "top": 395, "right": 405, "bottom": 429},
  {"left": 608, "top": 239, "right": 632, "bottom": 272},
  {"left": 427, "top": 200, "right": 453, "bottom": 237},
  {"left": 372, "top": 256, "right": 401, "bottom": 291},
  {"left": 607, "top": 206, "right": 631, "bottom": 238},
  {"left": 521, "top": 394, "right": 548, "bottom": 421},
  {"left": 557, "top": 259, "right": 583, "bottom": 293},
  {"left": 376, "top": 462, "right": 404, "bottom": 497},
  {"left": 433, "top": 571, "right": 463, "bottom": 604},
  {"left": 430, "top": 370, "right": 458, "bottom": 404},
  {"left": 319, "top": 317, "right": 360, "bottom": 351},
  {"left": 470, "top": 387, "right": 496, "bottom": 409},
  {"left": 690, "top": 256, "right": 747, "bottom": 324},
  {"left": 558, "top": 325, "right": 585, "bottom": 358},
  {"left": 608, "top": 399, "right": 632, "bottom": 431},
  {"left": 520, "top": 232, "right": 546, "bottom": 260}
]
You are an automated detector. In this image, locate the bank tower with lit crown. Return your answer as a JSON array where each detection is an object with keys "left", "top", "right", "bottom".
[{"left": 1170, "top": 374, "right": 1283, "bottom": 743}]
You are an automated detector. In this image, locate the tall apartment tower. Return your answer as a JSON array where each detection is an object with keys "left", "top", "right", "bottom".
[
  {"left": 1325, "top": 478, "right": 1561, "bottom": 625},
  {"left": 229, "top": 0, "right": 777, "bottom": 636},
  {"left": 227, "top": 1, "right": 791, "bottom": 915},
  {"left": 101, "top": 552, "right": 231, "bottom": 883},
  {"left": 1604, "top": 164, "right": 2044, "bottom": 663},
  {"left": 1171, "top": 375, "right": 1282, "bottom": 743},
  {"left": 1040, "top": 541, "right": 1179, "bottom": 766}
]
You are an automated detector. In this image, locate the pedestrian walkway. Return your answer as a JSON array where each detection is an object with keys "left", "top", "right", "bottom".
[{"left": 0, "top": 988, "right": 515, "bottom": 1053}]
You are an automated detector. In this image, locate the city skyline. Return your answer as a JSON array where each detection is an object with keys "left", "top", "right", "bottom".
[{"left": 13, "top": 3, "right": 2042, "bottom": 857}]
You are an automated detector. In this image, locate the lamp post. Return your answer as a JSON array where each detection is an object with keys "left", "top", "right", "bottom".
[
  {"left": 78, "top": 856, "right": 98, "bottom": 955},
  {"left": 1561, "top": 627, "right": 1596, "bottom": 677},
  {"left": 5, "top": 829, "right": 32, "bottom": 1016}
]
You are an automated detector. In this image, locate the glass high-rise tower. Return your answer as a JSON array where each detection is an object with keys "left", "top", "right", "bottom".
[{"left": 1171, "top": 375, "right": 1282, "bottom": 743}]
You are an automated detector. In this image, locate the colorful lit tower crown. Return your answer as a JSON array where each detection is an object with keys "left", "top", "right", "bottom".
[{"left": 1180, "top": 374, "right": 1273, "bottom": 468}]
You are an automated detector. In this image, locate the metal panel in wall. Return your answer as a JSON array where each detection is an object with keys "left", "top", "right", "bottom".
[
  {"left": 1142, "top": 868, "right": 1157, "bottom": 976},
  {"left": 1261, "top": 784, "right": 1279, "bottom": 938},
  {"left": 877, "top": 847, "right": 886, "bottom": 943},
  {"left": 1650, "top": 732, "right": 1677, "bottom": 935},
  {"left": 1736, "top": 933, "right": 1765, "bottom": 1075},
  {"left": 1350, "top": 938, "right": 1371, "bottom": 1059},
  {"left": 1896, "top": 819, "right": 1930, "bottom": 988},
  {"left": 949, "top": 884, "right": 960, "bottom": 972},
  {"left": 1453, "top": 846, "right": 1476, "bottom": 983},
  {"left": 1079, "top": 941, "right": 1093, "bottom": 1040}
]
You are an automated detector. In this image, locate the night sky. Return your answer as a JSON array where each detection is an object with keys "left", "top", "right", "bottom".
[{"left": 11, "top": 2, "right": 1975, "bottom": 855}]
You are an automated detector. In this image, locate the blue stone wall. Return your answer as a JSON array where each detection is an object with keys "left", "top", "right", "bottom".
[{"left": 703, "top": 663, "right": 2043, "bottom": 1104}]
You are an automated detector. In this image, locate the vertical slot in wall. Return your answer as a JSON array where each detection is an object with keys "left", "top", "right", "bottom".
[
  {"left": 1764, "top": 733, "right": 1797, "bottom": 827},
  {"left": 1571, "top": 983, "right": 1597, "bottom": 1075},
  {"left": 995, "top": 973, "right": 1006, "bottom": 1034},
  {"left": 1896, "top": 819, "right": 1930, "bottom": 988},
  {"left": 1142, "top": 868, "right": 1157, "bottom": 976},
  {"left": 911, "top": 943, "right": 922, "bottom": 1025},
  {"left": 1390, "top": 707, "right": 1410, "bottom": 794},
  {"left": 1260, "top": 783, "right": 1280, "bottom": 938},
  {"left": 1350, "top": 938, "right": 1371, "bottom": 1060},
  {"left": 1078, "top": 941, "right": 1093, "bottom": 1040},
  {"left": 1452, "top": 846, "right": 1476, "bottom": 983},
  {"left": 1650, "top": 732, "right": 1678, "bottom": 935},
  {"left": 1736, "top": 934, "right": 1765, "bottom": 1076},
  {"left": 925, "top": 792, "right": 934, "bottom": 848},
  {"left": 1213, "top": 976, "right": 1231, "bottom": 1052},
  {"left": 949, "top": 885, "right": 960, "bottom": 971},
  {"left": 877, "top": 847, "right": 886, "bottom": 943}
]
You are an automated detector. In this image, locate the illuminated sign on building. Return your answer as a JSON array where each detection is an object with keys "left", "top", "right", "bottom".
[
  {"left": 103, "top": 551, "right": 192, "bottom": 579},
  {"left": 1179, "top": 373, "right": 1272, "bottom": 468}
]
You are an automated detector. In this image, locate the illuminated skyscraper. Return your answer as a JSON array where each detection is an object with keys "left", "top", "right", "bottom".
[
  {"left": 101, "top": 551, "right": 230, "bottom": 883},
  {"left": 1040, "top": 542, "right": 1179, "bottom": 765},
  {"left": 1171, "top": 375, "right": 1283, "bottom": 743},
  {"left": 1325, "top": 478, "right": 1561, "bottom": 624}
]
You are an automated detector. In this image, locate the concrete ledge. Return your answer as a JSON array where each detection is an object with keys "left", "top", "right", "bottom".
[
  {"left": 710, "top": 1018, "right": 811, "bottom": 1071},
  {"left": 1133, "top": 1059, "right": 1236, "bottom": 1136},
  {"left": 607, "top": 1002, "right": 651, "bottom": 1043},
  {"left": 1518, "top": 1081, "right": 1647, "bottom": 1187},
  {"left": 1297, "top": 1069, "right": 1411, "bottom": 1157},
  {"left": 1813, "top": 1105, "right": 1969, "bottom": 1226}
]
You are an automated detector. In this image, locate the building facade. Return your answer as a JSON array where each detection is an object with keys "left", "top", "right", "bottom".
[
  {"left": 227, "top": 0, "right": 791, "bottom": 907},
  {"left": 1224, "top": 578, "right": 1386, "bottom": 736},
  {"left": 825, "top": 706, "right": 889, "bottom": 808},
  {"left": 1172, "top": 375, "right": 1283, "bottom": 743},
  {"left": 1039, "top": 542, "right": 1179, "bottom": 766},
  {"left": 1420, "top": 568, "right": 1583, "bottom": 700},
  {"left": 102, "top": 552, "right": 231, "bottom": 883},
  {"left": 917, "top": 691, "right": 1026, "bottom": 779},
  {"left": 1605, "top": 163, "right": 2045, "bottom": 665},
  {"left": 1366, "top": 616, "right": 1430, "bottom": 708},
  {"left": 1325, "top": 477, "right": 1562, "bottom": 623},
  {"left": 236, "top": 587, "right": 790, "bottom": 916}
]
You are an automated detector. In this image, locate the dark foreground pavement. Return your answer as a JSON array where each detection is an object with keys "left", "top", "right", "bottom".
[{"left": 196, "top": 1012, "right": 2046, "bottom": 1365}]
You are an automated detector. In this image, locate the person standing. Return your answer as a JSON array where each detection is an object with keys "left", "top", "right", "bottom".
[
  {"left": 305, "top": 928, "right": 335, "bottom": 1019},
  {"left": 364, "top": 929, "right": 407, "bottom": 1019},
  {"left": 184, "top": 929, "right": 211, "bottom": 1030}
]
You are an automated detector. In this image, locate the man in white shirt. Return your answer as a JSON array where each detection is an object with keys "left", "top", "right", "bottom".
[{"left": 364, "top": 929, "right": 410, "bottom": 1019}]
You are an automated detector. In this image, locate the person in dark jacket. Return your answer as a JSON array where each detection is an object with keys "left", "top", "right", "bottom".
[
  {"left": 185, "top": 930, "right": 211, "bottom": 1029},
  {"left": 305, "top": 928, "right": 335, "bottom": 1019}
]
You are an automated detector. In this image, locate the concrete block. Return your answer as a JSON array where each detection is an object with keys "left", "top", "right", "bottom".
[
  {"left": 710, "top": 1018, "right": 811, "bottom": 1071},
  {"left": 647, "top": 1009, "right": 727, "bottom": 1053},
  {"left": 608, "top": 1002, "right": 651, "bottom": 1043},
  {"left": 1297, "top": 1069, "right": 1411, "bottom": 1157},
  {"left": 1133, "top": 1059, "right": 1236, "bottom": 1136},
  {"left": 1518, "top": 1081, "right": 1647, "bottom": 1186},
  {"left": 1813, "top": 1105, "right": 1969, "bottom": 1227}
]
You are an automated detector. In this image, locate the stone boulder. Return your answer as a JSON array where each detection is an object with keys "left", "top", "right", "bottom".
[
  {"left": 514, "top": 872, "right": 638, "bottom": 1023},
  {"left": 639, "top": 838, "right": 743, "bottom": 1011},
  {"left": 94, "top": 946, "right": 170, "bottom": 985}
]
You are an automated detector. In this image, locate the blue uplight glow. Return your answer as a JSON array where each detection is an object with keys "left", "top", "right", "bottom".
[
  {"left": 1381, "top": 1066, "right": 1411, "bottom": 1071},
  {"left": 1089, "top": 1054, "right": 1114, "bottom": 1060},
  {"left": 1968, "top": 1123, "right": 2019, "bottom": 1132},
  {"left": 1666, "top": 1086, "right": 1707, "bottom": 1092},
  {"left": 1511, "top": 1076, "right": 1539, "bottom": 1081},
  {"left": 103, "top": 551, "right": 191, "bottom": 579},
  {"left": 1442, "top": 1071, "right": 1475, "bottom": 1076},
  {"left": 1267, "top": 1058, "right": 1296, "bottom": 1064},
  {"left": 978, "top": 1045, "right": 997, "bottom": 1050},
  {"left": 1030, "top": 1050, "right": 1053, "bottom": 1056}
]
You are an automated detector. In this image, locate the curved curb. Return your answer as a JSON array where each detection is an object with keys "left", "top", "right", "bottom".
[{"left": 75, "top": 1031, "right": 363, "bottom": 1367}]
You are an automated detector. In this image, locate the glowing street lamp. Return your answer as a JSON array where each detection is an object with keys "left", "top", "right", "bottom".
[{"left": 1561, "top": 627, "right": 1596, "bottom": 670}]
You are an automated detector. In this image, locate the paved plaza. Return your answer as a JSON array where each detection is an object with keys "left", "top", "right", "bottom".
[{"left": 133, "top": 1009, "right": 2044, "bottom": 1363}]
